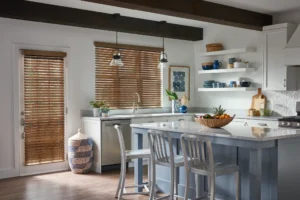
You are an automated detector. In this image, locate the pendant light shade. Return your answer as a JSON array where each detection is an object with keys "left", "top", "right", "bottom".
[
  {"left": 158, "top": 37, "right": 168, "bottom": 69},
  {"left": 110, "top": 51, "right": 124, "bottom": 67},
  {"left": 110, "top": 31, "right": 124, "bottom": 67},
  {"left": 110, "top": 14, "right": 124, "bottom": 67}
]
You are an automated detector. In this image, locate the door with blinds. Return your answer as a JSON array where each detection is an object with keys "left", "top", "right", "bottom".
[{"left": 20, "top": 50, "right": 68, "bottom": 175}]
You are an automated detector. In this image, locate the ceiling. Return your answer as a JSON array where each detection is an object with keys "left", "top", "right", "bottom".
[
  {"left": 205, "top": 0, "right": 300, "bottom": 14},
  {"left": 27, "top": 0, "right": 210, "bottom": 28},
  {"left": 26, "top": 0, "right": 298, "bottom": 29}
]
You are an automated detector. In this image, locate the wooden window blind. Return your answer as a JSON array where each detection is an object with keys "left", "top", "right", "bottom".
[
  {"left": 95, "top": 42, "right": 163, "bottom": 109},
  {"left": 22, "top": 50, "right": 66, "bottom": 166}
]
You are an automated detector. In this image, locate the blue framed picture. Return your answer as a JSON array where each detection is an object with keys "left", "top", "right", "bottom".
[{"left": 168, "top": 66, "right": 190, "bottom": 100}]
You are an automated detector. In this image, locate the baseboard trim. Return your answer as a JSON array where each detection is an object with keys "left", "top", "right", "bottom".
[{"left": 0, "top": 168, "right": 19, "bottom": 179}]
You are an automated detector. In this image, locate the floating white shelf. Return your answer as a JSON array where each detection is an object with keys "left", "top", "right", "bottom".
[
  {"left": 199, "top": 47, "right": 256, "bottom": 57},
  {"left": 198, "top": 88, "right": 257, "bottom": 92},
  {"left": 198, "top": 68, "right": 254, "bottom": 74}
]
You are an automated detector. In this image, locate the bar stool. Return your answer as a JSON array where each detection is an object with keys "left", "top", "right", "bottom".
[
  {"left": 180, "top": 133, "right": 239, "bottom": 200},
  {"left": 114, "top": 125, "right": 152, "bottom": 200},
  {"left": 148, "top": 130, "right": 185, "bottom": 200}
]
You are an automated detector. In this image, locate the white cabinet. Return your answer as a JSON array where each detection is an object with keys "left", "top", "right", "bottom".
[
  {"left": 131, "top": 115, "right": 193, "bottom": 149},
  {"left": 231, "top": 120, "right": 248, "bottom": 127},
  {"left": 245, "top": 119, "right": 278, "bottom": 128},
  {"left": 232, "top": 118, "right": 278, "bottom": 128},
  {"left": 263, "top": 23, "right": 298, "bottom": 91}
]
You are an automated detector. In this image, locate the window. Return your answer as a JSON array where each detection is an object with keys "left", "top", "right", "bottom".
[
  {"left": 22, "top": 50, "right": 66, "bottom": 165},
  {"left": 95, "top": 42, "right": 163, "bottom": 109}
]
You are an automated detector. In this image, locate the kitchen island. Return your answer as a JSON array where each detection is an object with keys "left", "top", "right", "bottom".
[{"left": 131, "top": 122, "right": 300, "bottom": 200}]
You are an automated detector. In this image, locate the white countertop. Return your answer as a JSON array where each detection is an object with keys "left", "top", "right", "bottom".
[
  {"left": 82, "top": 113, "right": 194, "bottom": 120},
  {"left": 82, "top": 113, "right": 280, "bottom": 121},
  {"left": 130, "top": 121, "right": 299, "bottom": 141}
]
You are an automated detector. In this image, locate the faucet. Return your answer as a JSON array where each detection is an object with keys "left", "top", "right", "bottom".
[{"left": 132, "top": 92, "right": 141, "bottom": 115}]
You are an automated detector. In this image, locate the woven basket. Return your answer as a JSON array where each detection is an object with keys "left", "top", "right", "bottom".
[
  {"left": 206, "top": 43, "right": 223, "bottom": 52},
  {"left": 195, "top": 116, "right": 234, "bottom": 128}
]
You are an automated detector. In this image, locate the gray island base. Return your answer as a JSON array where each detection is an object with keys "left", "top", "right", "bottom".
[{"left": 131, "top": 122, "right": 300, "bottom": 200}]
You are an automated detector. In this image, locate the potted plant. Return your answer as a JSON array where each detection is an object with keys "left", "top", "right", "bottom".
[
  {"left": 165, "top": 89, "right": 180, "bottom": 113},
  {"left": 90, "top": 100, "right": 105, "bottom": 117},
  {"left": 100, "top": 105, "right": 110, "bottom": 117}
]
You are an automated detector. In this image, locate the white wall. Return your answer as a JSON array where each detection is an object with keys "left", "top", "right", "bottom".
[
  {"left": 194, "top": 24, "right": 263, "bottom": 111},
  {"left": 0, "top": 17, "right": 195, "bottom": 178},
  {"left": 194, "top": 24, "right": 300, "bottom": 116}
]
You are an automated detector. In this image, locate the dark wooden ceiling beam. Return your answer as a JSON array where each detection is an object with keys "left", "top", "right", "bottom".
[
  {"left": 0, "top": 0, "right": 203, "bottom": 41},
  {"left": 83, "top": 0, "right": 273, "bottom": 30}
]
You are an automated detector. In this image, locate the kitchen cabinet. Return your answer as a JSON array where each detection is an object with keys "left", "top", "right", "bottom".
[
  {"left": 82, "top": 115, "right": 194, "bottom": 173},
  {"left": 131, "top": 115, "right": 193, "bottom": 149},
  {"left": 232, "top": 118, "right": 278, "bottom": 128},
  {"left": 263, "top": 23, "right": 298, "bottom": 91},
  {"left": 231, "top": 120, "right": 248, "bottom": 127}
]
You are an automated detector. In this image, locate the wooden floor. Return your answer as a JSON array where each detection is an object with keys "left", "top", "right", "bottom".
[{"left": 0, "top": 169, "right": 152, "bottom": 200}]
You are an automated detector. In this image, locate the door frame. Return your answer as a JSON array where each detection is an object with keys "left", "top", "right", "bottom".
[{"left": 13, "top": 44, "right": 70, "bottom": 176}]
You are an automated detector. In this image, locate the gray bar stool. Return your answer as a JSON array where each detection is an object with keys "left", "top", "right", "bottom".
[
  {"left": 180, "top": 133, "right": 240, "bottom": 200},
  {"left": 148, "top": 130, "right": 185, "bottom": 200},
  {"left": 114, "top": 125, "right": 152, "bottom": 200}
]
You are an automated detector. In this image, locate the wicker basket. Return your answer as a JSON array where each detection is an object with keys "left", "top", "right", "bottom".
[
  {"left": 195, "top": 116, "right": 234, "bottom": 128},
  {"left": 206, "top": 43, "right": 223, "bottom": 52}
]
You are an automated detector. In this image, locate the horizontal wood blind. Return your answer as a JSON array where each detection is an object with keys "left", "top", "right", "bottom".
[
  {"left": 95, "top": 46, "right": 162, "bottom": 109},
  {"left": 23, "top": 52, "right": 65, "bottom": 166}
]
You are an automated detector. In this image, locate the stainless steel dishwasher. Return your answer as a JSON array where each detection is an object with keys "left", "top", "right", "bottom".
[{"left": 101, "top": 120, "right": 131, "bottom": 166}]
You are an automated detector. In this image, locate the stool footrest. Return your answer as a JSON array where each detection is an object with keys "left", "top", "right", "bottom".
[{"left": 121, "top": 192, "right": 149, "bottom": 196}]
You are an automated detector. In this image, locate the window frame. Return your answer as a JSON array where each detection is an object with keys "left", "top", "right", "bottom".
[
  {"left": 13, "top": 44, "right": 69, "bottom": 176},
  {"left": 95, "top": 42, "right": 163, "bottom": 109}
]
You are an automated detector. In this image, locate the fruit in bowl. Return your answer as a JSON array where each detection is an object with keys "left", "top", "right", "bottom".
[
  {"left": 213, "top": 105, "right": 231, "bottom": 119},
  {"left": 195, "top": 105, "right": 235, "bottom": 128}
]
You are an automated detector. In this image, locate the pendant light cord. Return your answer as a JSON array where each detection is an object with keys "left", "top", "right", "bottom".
[
  {"left": 116, "top": 31, "right": 118, "bottom": 51},
  {"left": 163, "top": 37, "right": 165, "bottom": 52}
]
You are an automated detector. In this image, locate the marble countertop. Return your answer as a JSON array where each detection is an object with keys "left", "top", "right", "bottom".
[
  {"left": 130, "top": 121, "right": 299, "bottom": 141},
  {"left": 194, "top": 113, "right": 280, "bottom": 121},
  {"left": 82, "top": 113, "right": 280, "bottom": 121},
  {"left": 82, "top": 113, "right": 194, "bottom": 120}
]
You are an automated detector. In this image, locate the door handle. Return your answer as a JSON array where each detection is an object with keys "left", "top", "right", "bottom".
[{"left": 105, "top": 122, "right": 130, "bottom": 126}]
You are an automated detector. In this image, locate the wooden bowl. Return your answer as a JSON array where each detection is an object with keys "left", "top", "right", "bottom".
[{"left": 194, "top": 115, "right": 235, "bottom": 128}]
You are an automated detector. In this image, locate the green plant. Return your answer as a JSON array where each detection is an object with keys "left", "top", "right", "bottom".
[
  {"left": 213, "top": 105, "right": 226, "bottom": 116},
  {"left": 100, "top": 105, "right": 110, "bottom": 113},
  {"left": 90, "top": 100, "right": 106, "bottom": 108},
  {"left": 165, "top": 89, "right": 178, "bottom": 100}
]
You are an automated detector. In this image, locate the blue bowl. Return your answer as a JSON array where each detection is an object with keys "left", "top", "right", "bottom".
[
  {"left": 204, "top": 80, "right": 215, "bottom": 84},
  {"left": 203, "top": 85, "right": 213, "bottom": 88},
  {"left": 202, "top": 65, "right": 213, "bottom": 70},
  {"left": 179, "top": 106, "right": 188, "bottom": 113}
]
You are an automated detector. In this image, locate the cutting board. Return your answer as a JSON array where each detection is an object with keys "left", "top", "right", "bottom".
[{"left": 251, "top": 88, "right": 266, "bottom": 112}]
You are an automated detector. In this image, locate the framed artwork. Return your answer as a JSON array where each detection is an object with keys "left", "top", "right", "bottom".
[{"left": 168, "top": 65, "right": 190, "bottom": 100}]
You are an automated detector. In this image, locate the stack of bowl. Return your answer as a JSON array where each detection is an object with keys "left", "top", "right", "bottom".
[
  {"left": 212, "top": 82, "right": 226, "bottom": 88},
  {"left": 202, "top": 62, "right": 213, "bottom": 70},
  {"left": 203, "top": 80, "right": 214, "bottom": 88}
]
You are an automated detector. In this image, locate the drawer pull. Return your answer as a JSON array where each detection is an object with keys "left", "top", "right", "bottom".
[
  {"left": 178, "top": 119, "right": 185, "bottom": 121},
  {"left": 258, "top": 123, "right": 268, "bottom": 126}
]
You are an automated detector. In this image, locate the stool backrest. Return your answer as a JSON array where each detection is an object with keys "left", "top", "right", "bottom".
[
  {"left": 148, "top": 130, "right": 174, "bottom": 164},
  {"left": 114, "top": 125, "right": 126, "bottom": 160},
  {"left": 181, "top": 133, "right": 215, "bottom": 171}
]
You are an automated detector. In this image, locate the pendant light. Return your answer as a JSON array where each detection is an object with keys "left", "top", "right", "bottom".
[
  {"left": 110, "top": 31, "right": 124, "bottom": 67},
  {"left": 158, "top": 21, "right": 168, "bottom": 69},
  {"left": 110, "top": 14, "right": 124, "bottom": 67}
]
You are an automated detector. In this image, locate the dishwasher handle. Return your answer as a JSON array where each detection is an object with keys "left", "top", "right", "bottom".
[{"left": 105, "top": 122, "right": 131, "bottom": 127}]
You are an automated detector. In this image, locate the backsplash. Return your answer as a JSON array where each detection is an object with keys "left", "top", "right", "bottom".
[{"left": 264, "top": 90, "right": 300, "bottom": 116}]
